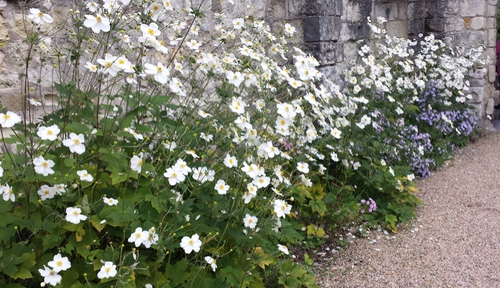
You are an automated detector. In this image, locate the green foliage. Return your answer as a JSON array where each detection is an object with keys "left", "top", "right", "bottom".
[{"left": 0, "top": 3, "right": 483, "bottom": 288}]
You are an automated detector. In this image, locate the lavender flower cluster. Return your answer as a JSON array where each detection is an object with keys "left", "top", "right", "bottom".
[
  {"left": 417, "top": 82, "right": 477, "bottom": 136},
  {"left": 358, "top": 198, "right": 377, "bottom": 213},
  {"left": 400, "top": 125, "right": 435, "bottom": 177}
]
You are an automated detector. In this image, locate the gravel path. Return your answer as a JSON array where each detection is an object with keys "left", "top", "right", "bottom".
[{"left": 316, "top": 131, "right": 500, "bottom": 287}]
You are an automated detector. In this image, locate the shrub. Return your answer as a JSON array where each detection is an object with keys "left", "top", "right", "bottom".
[{"left": 0, "top": 3, "right": 483, "bottom": 287}]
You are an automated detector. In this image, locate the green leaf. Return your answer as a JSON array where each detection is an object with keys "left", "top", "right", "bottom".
[{"left": 65, "top": 122, "right": 89, "bottom": 134}]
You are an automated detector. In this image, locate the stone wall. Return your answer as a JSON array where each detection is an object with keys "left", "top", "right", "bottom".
[{"left": 0, "top": 0, "right": 496, "bottom": 117}]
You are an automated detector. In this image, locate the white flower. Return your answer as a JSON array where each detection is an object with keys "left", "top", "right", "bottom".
[
  {"left": 2, "top": 184, "right": 14, "bottom": 202},
  {"left": 241, "top": 162, "right": 264, "bottom": 179},
  {"left": 273, "top": 199, "right": 292, "bottom": 218},
  {"left": 38, "top": 184, "right": 57, "bottom": 201},
  {"left": 277, "top": 244, "right": 289, "bottom": 255},
  {"left": 242, "top": 183, "right": 257, "bottom": 204},
  {"left": 226, "top": 71, "right": 244, "bottom": 88},
  {"left": 128, "top": 227, "right": 149, "bottom": 247},
  {"left": 130, "top": 155, "right": 143, "bottom": 173},
  {"left": 204, "top": 256, "right": 217, "bottom": 272},
  {"left": 232, "top": 18, "right": 244, "bottom": 29},
  {"left": 192, "top": 167, "right": 215, "bottom": 183},
  {"left": 173, "top": 158, "right": 192, "bottom": 175},
  {"left": 0, "top": 162, "right": 3, "bottom": 178},
  {"left": 407, "top": 174, "right": 415, "bottom": 181},
  {"left": 353, "top": 162, "right": 361, "bottom": 170},
  {"left": 185, "top": 39, "right": 202, "bottom": 50},
  {"left": 85, "top": 62, "right": 98, "bottom": 72},
  {"left": 28, "top": 8, "right": 54, "bottom": 25},
  {"left": 0, "top": 111, "right": 22, "bottom": 128},
  {"left": 143, "top": 227, "right": 159, "bottom": 248},
  {"left": 48, "top": 253, "right": 71, "bottom": 272},
  {"left": 54, "top": 184, "right": 67, "bottom": 195},
  {"left": 331, "top": 128, "right": 342, "bottom": 139},
  {"left": 200, "top": 132, "right": 213, "bottom": 142},
  {"left": 277, "top": 103, "right": 297, "bottom": 120},
  {"left": 33, "top": 156, "right": 55, "bottom": 176},
  {"left": 243, "top": 214, "right": 258, "bottom": 229},
  {"left": 180, "top": 234, "right": 202, "bottom": 254},
  {"left": 77, "top": 170, "right": 93, "bottom": 182},
  {"left": 38, "top": 266, "right": 61, "bottom": 286},
  {"left": 141, "top": 23, "right": 161, "bottom": 39},
  {"left": 37, "top": 125, "right": 60, "bottom": 141},
  {"left": 97, "top": 262, "right": 117, "bottom": 279},
  {"left": 97, "top": 53, "right": 121, "bottom": 76},
  {"left": 124, "top": 127, "right": 143, "bottom": 140},
  {"left": 214, "top": 179, "right": 230, "bottom": 195},
  {"left": 65, "top": 207, "right": 87, "bottom": 224},
  {"left": 144, "top": 62, "right": 170, "bottom": 84},
  {"left": 86, "top": 2, "right": 99, "bottom": 12},
  {"left": 103, "top": 197, "right": 118, "bottom": 206},
  {"left": 223, "top": 154, "right": 238, "bottom": 168},
  {"left": 296, "top": 162, "right": 309, "bottom": 174},
  {"left": 63, "top": 133, "right": 86, "bottom": 154},
  {"left": 252, "top": 176, "right": 270, "bottom": 189},
  {"left": 29, "top": 98, "right": 43, "bottom": 106},
  {"left": 83, "top": 14, "right": 111, "bottom": 33},
  {"left": 164, "top": 167, "right": 186, "bottom": 186},
  {"left": 284, "top": 23, "right": 296, "bottom": 36}
]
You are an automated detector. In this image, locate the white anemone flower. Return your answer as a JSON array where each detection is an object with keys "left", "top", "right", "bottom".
[
  {"left": 65, "top": 207, "right": 87, "bottom": 224},
  {"left": 38, "top": 266, "right": 61, "bottom": 286},
  {"left": 130, "top": 155, "right": 143, "bottom": 173},
  {"left": 37, "top": 125, "right": 60, "bottom": 141},
  {"left": 0, "top": 111, "right": 22, "bottom": 128},
  {"left": 83, "top": 14, "right": 111, "bottom": 33},
  {"left": 243, "top": 214, "right": 258, "bottom": 229},
  {"left": 33, "top": 156, "right": 55, "bottom": 176},
  {"left": 180, "top": 234, "right": 202, "bottom": 254},
  {"left": 63, "top": 133, "right": 86, "bottom": 154},
  {"left": 28, "top": 8, "right": 54, "bottom": 25},
  {"left": 97, "top": 262, "right": 117, "bottom": 279},
  {"left": 77, "top": 170, "right": 93, "bottom": 182}
]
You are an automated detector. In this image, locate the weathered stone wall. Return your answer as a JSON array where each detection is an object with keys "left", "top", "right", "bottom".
[{"left": 0, "top": 0, "right": 496, "bottom": 117}]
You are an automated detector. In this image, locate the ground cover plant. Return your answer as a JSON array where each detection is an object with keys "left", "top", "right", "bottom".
[{"left": 0, "top": 1, "right": 483, "bottom": 287}]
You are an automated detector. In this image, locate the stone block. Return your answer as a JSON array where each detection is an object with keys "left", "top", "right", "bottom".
[
  {"left": 470, "top": 17, "right": 486, "bottom": 30},
  {"left": 426, "top": 18, "right": 444, "bottom": 32},
  {"left": 448, "top": 30, "right": 486, "bottom": 49},
  {"left": 469, "top": 68, "right": 487, "bottom": 79},
  {"left": 374, "top": 2, "right": 398, "bottom": 21},
  {"left": 325, "top": 0, "right": 343, "bottom": 16},
  {"left": 386, "top": 20, "right": 408, "bottom": 38},
  {"left": 459, "top": 0, "right": 486, "bottom": 17},
  {"left": 486, "top": 4, "right": 497, "bottom": 17},
  {"left": 444, "top": 17, "right": 465, "bottom": 32},
  {"left": 489, "top": 64, "right": 496, "bottom": 83},
  {"left": 301, "top": 0, "right": 339, "bottom": 16},
  {"left": 487, "top": 28, "right": 496, "bottom": 47},
  {"left": 486, "top": 98, "right": 494, "bottom": 115},
  {"left": 470, "top": 78, "right": 485, "bottom": 87},
  {"left": 486, "top": 17, "right": 495, "bottom": 29},
  {"left": 303, "top": 16, "right": 340, "bottom": 42},
  {"left": 339, "top": 21, "right": 370, "bottom": 41},
  {"left": 468, "top": 87, "right": 484, "bottom": 103},
  {"left": 304, "top": 42, "right": 342, "bottom": 65},
  {"left": 288, "top": 0, "right": 306, "bottom": 16}
]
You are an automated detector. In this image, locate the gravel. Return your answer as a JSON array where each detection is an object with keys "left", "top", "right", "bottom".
[{"left": 316, "top": 131, "right": 500, "bottom": 287}]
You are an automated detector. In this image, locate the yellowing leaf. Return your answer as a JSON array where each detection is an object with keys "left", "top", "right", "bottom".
[
  {"left": 306, "top": 224, "right": 316, "bottom": 236},
  {"left": 252, "top": 247, "right": 275, "bottom": 269},
  {"left": 316, "top": 227, "right": 326, "bottom": 238}
]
